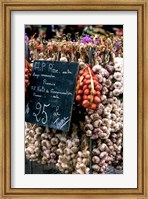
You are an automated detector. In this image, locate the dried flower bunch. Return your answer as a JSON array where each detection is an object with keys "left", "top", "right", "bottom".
[
  {"left": 25, "top": 59, "right": 32, "bottom": 93},
  {"left": 25, "top": 29, "right": 123, "bottom": 174},
  {"left": 27, "top": 32, "right": 122, "bottom": 63}
]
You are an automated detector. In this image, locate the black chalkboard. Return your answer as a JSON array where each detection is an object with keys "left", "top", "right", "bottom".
[{"left": 25, "top": 60, "right": 79, "bottom": 131}]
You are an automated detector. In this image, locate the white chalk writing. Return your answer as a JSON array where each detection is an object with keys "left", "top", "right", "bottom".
[
  {"left": 31, "top": 86, "right": 36, "bottom": 91},
  {"left": 32, "top": 72, "right": 40, "bottom": 79},
  {"left": 43, "top": 79, "right": 55, "bottom": 86},
  {"left": 53, "top": 117, "right": 70, "bottom": 129},
  {"left": 52, "top": 95, "right": 59, "bottom": 99},
  {"left": 33, "top": 102, "right": 50, "bottom": 124},
  {"left": 33, "top": 93, "right": 42, "bottom": 98},
  {"left": 50, "top": 89, "right": 72, "bottom": 96},
  {"left": 62, "top": 69, "right": 72, "bottom": 74},
  {"left": 37, "top": 86, "right": 45, "bottom": 93},
  {"left": 34, "top": 62, "right": 46, "bottom": 72},
  {"left": 48, "top": 63, "right": 59, "bottom": 73},
  {"left": 41, "top": 74, "right": 55, "bottom": 78},
  {"left": 53, "top": 106, "right": 61, "bottom": 117}
]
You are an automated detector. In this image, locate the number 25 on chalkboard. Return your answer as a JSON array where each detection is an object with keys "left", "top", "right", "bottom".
[{"left": 33, "top": 102, "right": 50, "bottom": 125}]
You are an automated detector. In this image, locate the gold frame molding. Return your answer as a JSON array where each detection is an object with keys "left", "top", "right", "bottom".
[{"left": 0, "top": 0, "right": 148, "bottom": 198}]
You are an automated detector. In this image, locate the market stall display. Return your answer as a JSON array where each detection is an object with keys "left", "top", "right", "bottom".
[{"left": 25, "top": 26, "right": 123, "bottom": 174}]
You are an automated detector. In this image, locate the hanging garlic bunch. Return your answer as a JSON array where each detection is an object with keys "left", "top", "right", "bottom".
[
  {"left": 84, "top": 98, "right": 115, "bottom": 140},
  {"left": 112, "top": 57, "right": 123, "bottom": 97},
  {"left": 25, "top": 123, "right": 43, "bottom": 162},
  {"left": 75, "top": 135, "right": 90, "bottom": 174},
  {"left": 40, "top": 128, "right": 59, "bottom": 165},
  {"left": 92, "top": 138, "right": 117, "bottom": 174},
  {"left": 84, "top": 56, "right": 123, "bottom": 173},
  {"left": 25, "top": 125, "right": 59, "bottom": 165},
  {"left": 56, "top": 125, "right": 80, "bottom": 174}
]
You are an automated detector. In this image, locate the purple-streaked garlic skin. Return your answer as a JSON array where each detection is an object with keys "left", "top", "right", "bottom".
[
  {"left": 25, "top": 125, "right": 59, "bottom": 164},
  {"left": 55, "top": 128, "right": 81, "bottom": 174},
  {"left": 84, "top": 57, "right": 123, "bottom": 173}
]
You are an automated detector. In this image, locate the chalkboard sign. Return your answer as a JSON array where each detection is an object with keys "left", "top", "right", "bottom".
[{"left": 25, "top": 60, "right": 79, "bottom": 131}]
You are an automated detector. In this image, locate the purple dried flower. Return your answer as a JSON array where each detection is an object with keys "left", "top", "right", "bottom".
[{"left": 80, "top": 35, "right": 92, "bottom": 44}]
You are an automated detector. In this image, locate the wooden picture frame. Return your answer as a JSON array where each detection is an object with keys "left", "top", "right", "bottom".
[{"left": 0, "top": 0, "right": 148, "bottom": 198}]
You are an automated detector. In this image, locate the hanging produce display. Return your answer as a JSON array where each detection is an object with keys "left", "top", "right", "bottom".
[
  {"left": 25, "top": 27, "right": 123, "bottom": 174},
  {"left": 75, "top": 65, "right": 101, "bottom": 110},
  {"left": 25, "top": 59, "right": 32, "bottom": 93}
]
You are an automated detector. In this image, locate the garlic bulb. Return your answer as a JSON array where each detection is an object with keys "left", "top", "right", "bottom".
[
  {"left": 25, "top": 124, "right": 43, "bottom": 162},
  {"left": 56, "top": 129, "right": 80, "bottom": 174}
]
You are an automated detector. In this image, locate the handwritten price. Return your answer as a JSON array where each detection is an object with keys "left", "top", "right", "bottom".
[{"left": 33, "top": 102, "right": 50, "bottom": 124}]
